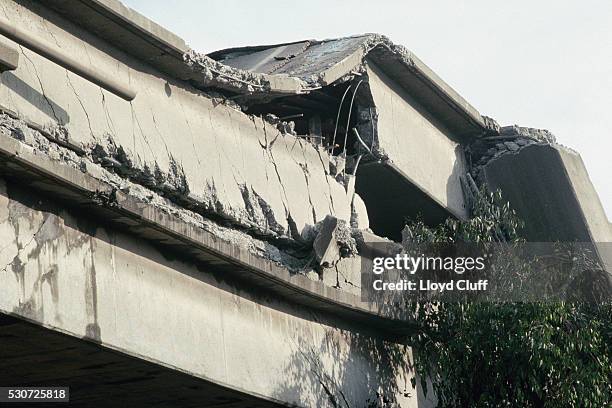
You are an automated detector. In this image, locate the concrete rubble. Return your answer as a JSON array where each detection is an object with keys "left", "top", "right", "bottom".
[
  {"left": 469, "top": 124, "right": 558, "bottom": 178},
  {"left": 0, "top": 108, "right": 366, "bottom": 280}
]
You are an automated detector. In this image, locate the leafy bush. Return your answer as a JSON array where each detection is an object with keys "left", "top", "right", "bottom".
[{"left": 406, "top": 188, "right": 611, "bottom": 407}]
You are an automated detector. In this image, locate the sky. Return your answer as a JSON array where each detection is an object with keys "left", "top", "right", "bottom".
[{"left": 124, "top": 0, "right": 612, "bottom": 219}]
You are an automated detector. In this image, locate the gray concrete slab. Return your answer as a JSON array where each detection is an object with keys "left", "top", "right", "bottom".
[
  {"left": 212, "top": 34, "right": 492, "bottom": 137},
  {"left": 357, "top": 61, "right": 470, "bottom": 237}
]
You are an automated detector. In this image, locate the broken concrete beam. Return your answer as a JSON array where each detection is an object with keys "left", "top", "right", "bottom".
[
  {"left": 481, "top": 143, "right": 612, "bottom": 269},
  {"left": 360, "top": 60, "right": 469, "bottom": 240},
  {"left": 212, "top": 34, "right": 491, "bottom": 139}
]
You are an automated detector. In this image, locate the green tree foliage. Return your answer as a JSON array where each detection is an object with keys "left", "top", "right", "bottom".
[{"left": 406, "top": 188, "right": 612, "bottom": 407}]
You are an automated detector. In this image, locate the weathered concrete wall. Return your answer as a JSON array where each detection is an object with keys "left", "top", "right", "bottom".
[
  {"left": 365, "top": 60, "right": 469, "bottom": 220},
  {"left": 0, "top": 0, "right": 353, "bottom": 242},
  {"left": 0, "top": 176, "right": 419, "bottom": 407}
]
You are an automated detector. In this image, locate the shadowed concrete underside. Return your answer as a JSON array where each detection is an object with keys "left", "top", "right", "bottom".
[{"left": 0, "top": 314, "right": 280, "bottom": 407}]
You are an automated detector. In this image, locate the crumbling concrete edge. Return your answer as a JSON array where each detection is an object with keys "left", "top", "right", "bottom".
[
  {"left": 184, "top": 50, "right": 307, "bottom": 96},
  {"left": 0, "top": 132, "right": 414, "bottom": 331},
  {"left": 186, "top": 33, "right": 495, "bottom": 137},
  {"left": 469, "top": 125, "right": 558, "bottom": 181},
  {"left": 34, "top": 0, "right": 495, "bottom": 138}
]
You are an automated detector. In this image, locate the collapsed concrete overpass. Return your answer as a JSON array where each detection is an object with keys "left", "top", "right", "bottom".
[{"left": 0, "top": 0, "right": 609, "bottom": 407}]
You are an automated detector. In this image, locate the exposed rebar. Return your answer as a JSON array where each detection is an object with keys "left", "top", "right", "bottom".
[
  {"left": 342, "top": 80, "right": 364, "bottom": 156},
  {"left": 330, "top": 82, "right": 353, "bottom": 153}
]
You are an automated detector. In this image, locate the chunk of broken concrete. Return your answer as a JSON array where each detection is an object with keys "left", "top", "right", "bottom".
[{"left": 313, "top": 215, "right": 357, "bottom": 268}]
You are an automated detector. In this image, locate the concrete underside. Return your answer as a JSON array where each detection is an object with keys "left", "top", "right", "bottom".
[{"left": 0, "top": 314, "right": 278, "bottom": 408}]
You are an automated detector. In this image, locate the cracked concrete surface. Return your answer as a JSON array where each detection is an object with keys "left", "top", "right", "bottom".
[
  {"left": 0, "top": 0, "right": 500, "bottom": 253},
  {"left": 0, "top": 0, "right": 491, "bottom": 292},
  {"left": 0, "top": 0, "right": 361, "bottom": 250},
  {"left": 357, "top": 61, "right": 470, "bottom": 224},
  {"left": 0, "top": 113, "right": 309, "bottom": 269},
  {"left": 0, "top": 108, "right": 370, "bottom": 293}
]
